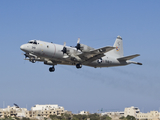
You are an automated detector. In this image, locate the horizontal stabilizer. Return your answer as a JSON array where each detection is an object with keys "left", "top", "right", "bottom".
[
  {"left": 137, "top": 62, "right": 142, "bottom": 65},
  {"left": 117, "top": 54, "right": 140, "bottom": 61}
]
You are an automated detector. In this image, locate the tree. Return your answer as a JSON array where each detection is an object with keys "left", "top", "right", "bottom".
[
  {"left": 126, "top": 115, "right": 136, "bottom": 120},
  {"left": 63, "top": 113, "right": 71, "bottom": 120},
  {"left": 101, "top": 115, "right": 112, "bottom": 120},
  {"left": 119, "top": 116, "right": 125, "bottom": 119},
  {"left": 49, "top": 115, "right": 58, "bottom": 120},
  {"left": 15, "top": 117, "right": 20, "bottom": 120},
  {"left": 88, "top": 113, "right": 100, "bottom": 120},
  {"left": 22, "top": 117, "right": 30, "bottom": 120}
]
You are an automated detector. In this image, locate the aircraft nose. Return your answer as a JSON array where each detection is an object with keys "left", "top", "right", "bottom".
[{"left": 20, "top": 44, "right": 25, "bottom": 51}]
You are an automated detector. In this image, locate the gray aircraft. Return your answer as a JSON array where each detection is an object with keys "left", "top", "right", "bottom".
[{"left": 20, "top": 36, "right": 142, "bottom": 72}]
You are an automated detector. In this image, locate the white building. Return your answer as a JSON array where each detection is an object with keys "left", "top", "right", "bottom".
[
  {"left": 79, "top": 111, "right": 90, "bottom": 115},
  {"left": 30, "top": 104, "right": 65, "bottom": 117},
  {"left": 124, "top": 106, "right": 140, "bottom": 117},
  {"left": 102, "top": 111, "right": 124, "bottom": 116},
  {"left": 31, "top": 104, "right": 63, "bottom": 111},
  {"left": 0, "top": 106, "right": 29, "bottom": 118},
  {"left": 102, "top": 111, "right": 124, "bottom": 120},
  {"left": 137, "top": 111, "right": 160, "bottom": 120}
]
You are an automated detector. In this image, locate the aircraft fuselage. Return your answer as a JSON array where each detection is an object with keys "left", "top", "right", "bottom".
[
  {"left": 20, "top": 40, "right": 127, "bottom": 68},
  {"left": 20, "top": 36, "right": 142, "bottom": 72}
]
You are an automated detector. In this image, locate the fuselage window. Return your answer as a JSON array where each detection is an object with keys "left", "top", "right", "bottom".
[{"left": 47, "top": 45, "right": 49, "bottom": 48}]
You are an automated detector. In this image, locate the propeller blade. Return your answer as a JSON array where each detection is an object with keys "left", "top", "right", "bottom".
[
  {"left": 63, "top": 42, "right": 66, "bottom": 47},
  {"left": 77, "top": 38, "right": 80, "bottom": 44}
]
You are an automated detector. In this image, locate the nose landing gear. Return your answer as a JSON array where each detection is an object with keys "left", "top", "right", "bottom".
[{"left": 49, "top": 66, "right": 55, "bottom": 72}]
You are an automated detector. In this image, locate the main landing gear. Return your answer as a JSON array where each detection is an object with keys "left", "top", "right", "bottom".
[
  {"left": 29, "top": 57, "right": 36, "bottom": 63},
  {"left": 49, "top": 64, "right": 82, "bottom": 72},
  {"left": 31, "top": 59, "right": 36, "bottom": 63},
  {"left": 76, "top": 64, "right": 82, "bottom": 69},
  {"left": 49, "top": 66, "right": 55, "bottom": 72}
]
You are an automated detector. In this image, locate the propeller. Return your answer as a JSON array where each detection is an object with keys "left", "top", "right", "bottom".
[
  {"left": 75, "top": 38, "right": 81, "bottom": 50},
  {"left": 61, "top": 42, "right": 67, "bottom": 54}
]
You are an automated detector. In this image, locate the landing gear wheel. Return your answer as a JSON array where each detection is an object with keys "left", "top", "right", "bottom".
[
  {"left": 31, "top": 59, "right": 36, "bottom": 63},
  {"left": 29, "top": 57, "right": 36, "bottom": 63},
  {"left": 76, "top": 64, "right": 82, "bottom": 69},
  {"left": 49, "top": 67, "right": 55, "bottom": 72}
]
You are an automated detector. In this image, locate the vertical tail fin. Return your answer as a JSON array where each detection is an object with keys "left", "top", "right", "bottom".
[{"left": 110, "top": 36, "right": 124, "bottom": 57}]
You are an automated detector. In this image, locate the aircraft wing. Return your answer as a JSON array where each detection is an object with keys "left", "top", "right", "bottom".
[
  {"left": 78, "top": 46, "right": 115, "bottom": 64},
  {"left": 117, "top": 54, "right": 140, "bottom": 61}
]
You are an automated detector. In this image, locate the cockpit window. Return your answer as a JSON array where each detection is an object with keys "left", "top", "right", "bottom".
[
  {"left": 28, "top": 41, "right": 33, "bottom": 44},
  {"left": 28, "top": 40, "right": 37, "bottom": 44},
  {"left": 33, "top": 41, "right": 37, "bottom": 44}
]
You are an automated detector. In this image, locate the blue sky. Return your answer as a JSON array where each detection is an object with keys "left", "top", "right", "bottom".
[{"left": 0, "top": 0, "right": 160, "bottom": 113}]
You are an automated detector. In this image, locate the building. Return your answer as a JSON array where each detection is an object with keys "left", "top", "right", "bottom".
[
  {"left": 137, "top": 111, "right": 160, "bottom": 120},
  {"left": 30, "top": 104, "right": 65, "bottom": 118},
  {"left": 124, "top": 106, "right": 140, "bottom": 117},
  {"left": 0, "top": 104, "right": 67, "bottom": 119},
  {"left": 79, "top": 111, "right": 90, "bottom": 115},
  {"left": 102, "top": 111, "right": 124, "bottom": 120},
  {"left": 0, "top": 106, "right": 29, "bottom": 118},
  {"left": 31, "top": 104, "right": 63, "bottom": 111}
]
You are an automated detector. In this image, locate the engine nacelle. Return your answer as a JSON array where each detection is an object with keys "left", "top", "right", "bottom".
[{"left": 80, "top": 44, "right": 94, "bottom": 52}]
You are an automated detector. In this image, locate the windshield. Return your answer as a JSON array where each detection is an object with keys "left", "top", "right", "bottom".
[
  {"left": 33, "top": 41, "right": 37, "bottom": 44},
  {"left": 28, "top": 40, "right": 37, "bottom": 44}
]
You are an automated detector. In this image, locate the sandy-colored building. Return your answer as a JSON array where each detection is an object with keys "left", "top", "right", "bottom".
[
  {"left": 124, "top": 106, "right": 140, "bottom": 117},
  {"left": 0, "top": 106, "right": 29, "bottom": 118},
  {"left": 0, "top": 104, "right": 67, "bottom": 119},
  {"left": 30, "top": 104, "right": 65, "bottom": 118},
  {"left": 102, "top": 111, "right": 124, "bottom": 120},
  {"left": 137, "top": 111, "right": 160, "bottom": 120},
  {"left": 79, "top": 111, "right": 90, "bottom": 115}
]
